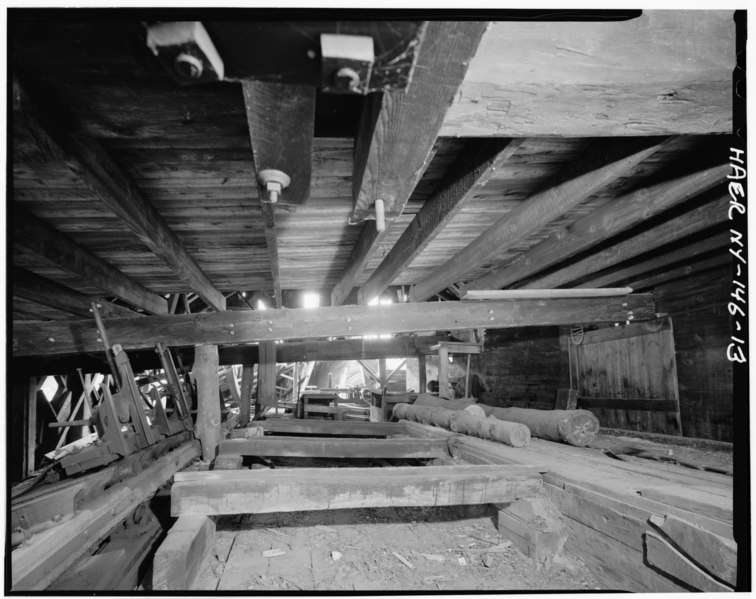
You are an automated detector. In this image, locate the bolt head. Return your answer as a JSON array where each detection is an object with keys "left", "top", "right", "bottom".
[
  {"left": 174, "top": 53, "right": 204, "bottom": 79},
  {"left": 332, "top": 67, "right": 361, "bottom": 91}
]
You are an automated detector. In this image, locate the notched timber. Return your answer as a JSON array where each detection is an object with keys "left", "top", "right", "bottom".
[{"left": 13, "top": 295, "right": 656, "bottom": 356}]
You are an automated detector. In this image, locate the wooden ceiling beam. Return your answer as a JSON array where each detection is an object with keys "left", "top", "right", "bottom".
[
  {"left": 15, "top": 74, "right": 226, "bottom": 311},
  {"left": 13, "top": 295, "right": 654, "bottom": 357},
  {"left": 440, "top": 12, "right": 733, "bottom": 137},
  {"left": 13, "top": 266, "right": 142, "bottom": 320},
  {"left": 577, "top": 231, "right": 729, "bottom": 290},
  {"left": 524, "top": 196, "right": 729, "bottom": 289},
  {"left": 463, "top": 163, "right": 729, "bottom": 293},
  {"left": 13, "top": 207, "right": 168, "bottom": 315},
  {"left": 408, "top": 138, "right": 670, "bottom": 302},
  {"left": 242, "top": 82, "right": 315, "bottom": 307},
  {"left": 617, "top": 254, "right": 732, "bottom": 292},
  {"left": 357, "top": 138, "right": 525, "bottom": 305},
  {"left": 332, "top": 21, "right": 489, "bottom": 306}
]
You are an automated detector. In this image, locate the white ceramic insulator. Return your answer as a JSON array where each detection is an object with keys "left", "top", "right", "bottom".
[{"left": 375, "top": 199, "right": 386, "bottom": 232}]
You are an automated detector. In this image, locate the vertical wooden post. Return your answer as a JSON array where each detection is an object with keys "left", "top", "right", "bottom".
[
  {"left": 438, "top": 346, "right": 452, "bottom": 399},
  {"left": 378, "top": 358, "right": 387, "bottom": 388},
  {"left": 257, "top": 341, "right": 277, "bottom": 409},
  {"left": 24, "top": 377, "right": 38, "bottom": 477},
  {"left": 464, "top": 354, "right": 471, "bottom": 398},
  {"left": 239, "top": 364, "right": 255, "bottom": 427},
  {"left": 194, "top": 345, "right": 220, "bottom": 461},
  {"left": 418, "top": 353, "right": 427, "bottom": 394}
]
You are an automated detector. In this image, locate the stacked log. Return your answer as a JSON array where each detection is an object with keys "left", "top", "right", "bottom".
[
  {"left": 413, "top": 394, "right": 599, "bottom": 447},
  {"left": 392, "top": 403, "right": 530, "bottom": 447}
]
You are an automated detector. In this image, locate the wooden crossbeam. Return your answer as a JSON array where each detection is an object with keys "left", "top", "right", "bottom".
[
  {"left": 231, "top": 420, "right": 405, "bottom": 437},
  {"left": 578, "top": 232, "right": 729, "bottom": 289},
  {"left": 408, "top": 138, "right": 670, "bottom": 302},
  {"left": 439, "top": 13, "right": 733, "bottom": 137},
  {"left": 171, "top": 464, "right": 543, "bottom": 517},
  {"left": 524, "top": 196, "right": 728, "bottom": 289},
  {"left": 13, "top": 207, "right": 167, "bottom": 315},
  {"left": 13, "top": 266, "right": 141, "bottom": 320},
  {"left": 13, "top": 295, "right": 654, "bottom": 357},
  {"left": 218, "top": 436, "right": 450, "bottom": 459},
  {"left": 358, "top": 139, "right": 525, "bottom": 305},
  {"left": 15, "top": 74, "right": 225, "bottom": 311},
  {"left": 331, "top": 21, "right": 489, "bottom": 306},
  {"left": 461, "top": 288, "right": 633, "bottom": 301},
  {"left": 463, "top": 164, "right": 729, "bottom": 293}
]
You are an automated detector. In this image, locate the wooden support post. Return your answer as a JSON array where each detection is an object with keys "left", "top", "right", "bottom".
[
  {"left": 239, "top": 364, "right": 254, "bottom": 427},
  {"left": 153, "top": 516, "right": 216, "bottom": 591},
  {"left": 496, "top": 498, "right": 567, "bottom": 564},
  {"left": 437, "top": 346, "right": 451, "bottom": 399},
  {"left": 378, "top": 358, "right": 387, "bottom": 388},
  {"left": 257, "top": 341, "right": 277, "bottom": 408},
  {"left": 171, "top": 465, "right": 543, "bottom": 517},
  {"left": 194, "top": 345, "right": 220, "bottom": 461},
  {"left": 24, "top": 377, "right": 38, "bottom": 478},
  {"left": 418, "top": 353, "right": 427, "bottom": 394}
]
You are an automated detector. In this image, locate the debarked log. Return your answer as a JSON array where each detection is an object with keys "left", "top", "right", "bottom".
[
  {"left": 392, "top": 403, "right": 530, "bottom": 447},
  {"left": 413, "top": 395, "right": 599, "bottom": 447}
]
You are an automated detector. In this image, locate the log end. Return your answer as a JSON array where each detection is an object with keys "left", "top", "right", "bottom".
[{"left": 556, "top": 410, "right": 600, "bottom": 447}]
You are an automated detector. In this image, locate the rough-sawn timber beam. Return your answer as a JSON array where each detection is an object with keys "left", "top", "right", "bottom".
[
  {"left": 13, "top": 295, "right": 655, "bottom": 356},
  {"left": 358, "top": 138, "right": 525, "bottom": 305},
  {"left": 463, "top": 164, "right": 729, "bottom": 293},
  {"left": 218, "top": 436, "right": 451, "bottom": 459},
  {"left": 408, "top": 138, "right": 670, "bottom": 302},
  {"left": 440, "top": 12, "right": 733, "bottom": 137},
  {"left": 15, "top": 74, "right": 225, "bottom": 311},
  {"left": 332, "top": 21, "right": 489, "bottom": 306},
  {"left": 524, "top": 195, "right": 729, "bottom": 289},
  {"left": 171, "top": 464, "right": 543, "bottom": 517},
  {"left": 13, "top": 207, "right": 168, "bottom": 315},
  {"left": 13, "top": 266, "right": 142, "bottom": 320}
]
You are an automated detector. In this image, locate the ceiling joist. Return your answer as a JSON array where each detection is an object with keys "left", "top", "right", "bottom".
[
  {"left": 408, "top": 138, "right": 672, "bottom": 302},
  {"left": 463, "top": 163, "right": 729, "bottom": 293},
  {"left": 526, "top": 195, "right": 729, "bottom": 289},
  {"left": 14, "top": 73, "right": 226, "bottom": 312},
  {"left": 357, "top": 138, "right": 526, "bottom": 305},
  {"left": 331, "top": 21, "right": 490, "bottom": 306},
  {"left": 13, "top": 207, "right": 168, "bottom": 315}
]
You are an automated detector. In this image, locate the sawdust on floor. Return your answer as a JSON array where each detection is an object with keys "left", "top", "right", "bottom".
[{"left": 194, "top": 505, "right": 606, "bottom": 592}]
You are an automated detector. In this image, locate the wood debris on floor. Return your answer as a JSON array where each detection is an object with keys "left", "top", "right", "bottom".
[{"left": 192, "top": 506, "right": 604, "bottom": 592}]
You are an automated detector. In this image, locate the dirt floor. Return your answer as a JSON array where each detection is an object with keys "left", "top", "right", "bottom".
[{"left": 193, "top": 504, "right": 606, "bottom": 592}]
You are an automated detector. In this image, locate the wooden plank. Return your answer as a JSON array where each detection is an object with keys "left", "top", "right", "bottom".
[
  {"left": 257, "top": 341, "right": 276, "bottom": 408},
  {"left": 440, "top": 12, "right": 733, "bottom": 137},
  {"left": 649, "top": 513, "right": 737, "bottom": 586},
  {"left": 350, "top": 21, "right": 488, "bottom": 223},
  {"left": 238, "top": 364, "right": 254, "bottom": 427},
  {"left": 242, "top": 81, "right": 315, "bottom": 206},
  {"left": 525, "top": 195, "right": 729, "bottom": 289},
  {"left": 13, "top": 266, "right": 140, "bottom": 319},
  {"left": 581, "top": 318, "right": 670, "bottom": 345},
  {"left": 408, "top": 139, "right": 669, "bottom": 301},
  {"left": 638, "top": 487, "right": 732, "bottom": 523},
  {"left": 461, "top": 288, "right": 632, "bottom": 300},
  {"left": 153, "top": 516, "right": 216, "bottom": 591},
  {"left": 357, "top": 139, "right": 525, "bottom": 304},
  {"left": 218, "top": 436, "right": 450, "bottom": 459},
  {"left": 171, "top": 464, "right": 543, "bottom": 516},
  {"left": 194, "top": 345, "right": 220, "bottom": 462},
  {"left": 645, "top": 531, "right": 733, "bottom": 592},
  {"left": 15, "top": 74, "right": 225, "bottom": 311},
  {"left": 577, "top": 398, "right": 679, "bottom": 412},
  {"left": 12, "top": 207, "right": 167, "bottom": 315},
  {"left": 232, "top": 419, "right": 406, "bottom": 437},
  {"left": 463, "top": 163, "right": 728, "bottom": 292},
  {"left": 13, "top": 295, "right": 655, "bottom": 356},
  {"left": 11, "top": 441, "right": 200, "bottom": 591},
  {"left": 332, "top": 21, "right": 488, "bottom": 305}
]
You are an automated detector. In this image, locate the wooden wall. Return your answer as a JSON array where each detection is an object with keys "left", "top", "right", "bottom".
[
  {"left": 475, "top": 327, "right": 569, "bottom": 409},
  {"left": 653, "top": 265, "right": 734, "bottom": 441}
]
